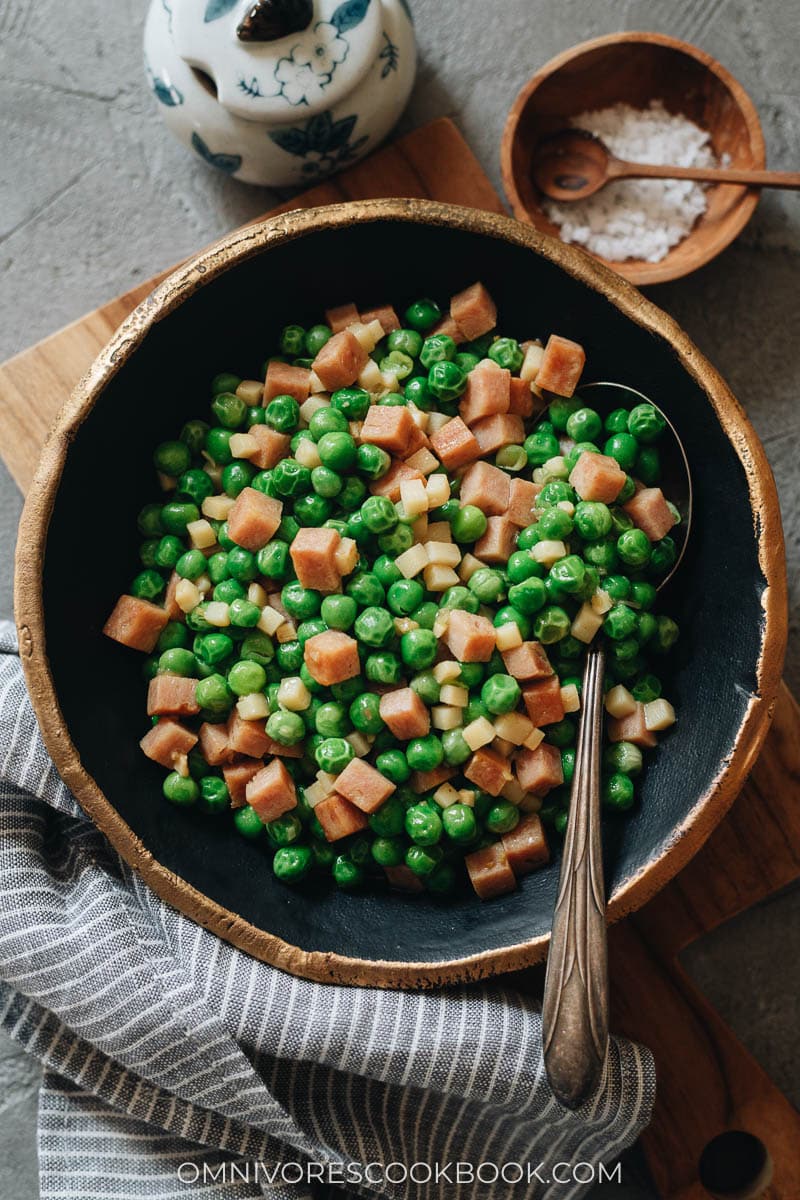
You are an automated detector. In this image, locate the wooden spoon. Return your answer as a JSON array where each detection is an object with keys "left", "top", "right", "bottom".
[{"left": 533, "top": 129, "right": 800, "bottom": 202}]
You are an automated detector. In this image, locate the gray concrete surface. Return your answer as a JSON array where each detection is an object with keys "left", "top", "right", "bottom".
[{"left": 1, "top": 0, "right": 799, "bottom": 1195}]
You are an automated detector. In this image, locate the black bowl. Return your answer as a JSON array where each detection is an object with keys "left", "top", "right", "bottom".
[{"left": 15, "top": 201, "right": 785, "bottom": 987}]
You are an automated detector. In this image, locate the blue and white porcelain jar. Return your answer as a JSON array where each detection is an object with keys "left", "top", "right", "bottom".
[{"left": 144, "top": 0, "right": 416, "bottom": 185}]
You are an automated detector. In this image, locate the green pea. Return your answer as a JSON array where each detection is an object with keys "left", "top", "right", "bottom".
[
  {"left": 603, "top": 574, "right": 631, "bottom": 602},
  {"left": 494, "top": 605, "right": 532, "bottom": 639},
  {"left": 653, "top": 615, "right": 679, "bottom": 654},
  {"left": 282, "top": 581, "right": 321, "bottom": 620},
  {"left": 488, "top": 337, "right": 523, "bottom": 372},
  {"left": 385, "top": 327, "right": 422, "bottom": 358},
  {"left": 212, "top": 579, "right": 244, "bottom": 605},
  {"left": 296, "top": 494, "right": 333, "bottom": 526},
  {"left": 176, "top": 468, "right": 214, "bottom": 507},
  {"left": 565, "top": 407, "right": 602, "bottom": 443},
  {"left": 272, "top": 844, "right": 313, "bottom": 882},
  {"left": 272, "top": 458, "right": 312, "bottom": 498},
  {"left": 400, "top": 628, "right": 438, "bottom": 670},
  {"left": 274, "top": 643, "right": 302, "bottom": 676},
  {"left": 440, "top": 586, "right": 479, "bottom": 614},
  {"left": 380, "top": 350, "right": 415, "bottom": 380},
  {"left": 408, "top": 671, "right": 439, "bottom": 707},
  {"left": 157, "top": 621, "right": 189, "bottom": 654},
  {"left": 584, "top": 540, "right": 618, "bottom": 573},
  {"left": 560, "top": 747, "right": 576, "bottom": 786},
  {"left": 635, "top": 446, "right": 661, "bottom": 486},
  {"left": 549, "top": 555, "right": 586, "bottom": 596},
  {"left": 204, "top": 427, "right": 233, "bottom": 465},
  {"left": 346, "top": 572, "right": 385, "bottom": 608},
  {"left": 263, "top": 709, "right": 303, "bottom": 747},
  {"left": 361, "top": 495, "right": 397, "bottom": 534},
  {"left": 411, "top": 601, "right": 438, "bottom": 631},
  {"left": 604, "top": 741, "right": 643, "bottom": 776},
  {"left": 650, "top": 536, "right": 677, "bottom": 576},
  {"left": 603, "top": 773, "right": 635, "bottom": 811},
  {"left": 233, "top": 805, "right": 263, "bottom": 840},
  {"left": 617, "top": 528, "right": 651, "bottom": 568},
  {"left": 365, "top": 652, "right": 402, "bottom": 685},
  {"left": 455, "top": 351, "right": 481, "bottom": 373},
  {"left": 604, "top": 432, "right": 639, "bottom": 471},
  {"left": 211, "top": 392, "right": 247, "bottom": 430},
  {"left": 254, "top": 541, "right": 288, "bottom": 581},
  {"left": 378, "top": 523, "right": 414, "bottom": 555},
  {"left": 420, "top": 333, "right": 456, "bottom": 369},
  {"left": 197, "top": 775, "right": 228, "bottom": 815},
  {"left": 441, "top": 804, "right": 476, "bottom": 844},
  {"left": 157, "top": 647, "right": 197, "bottom": 677},
  {"left": 228, "top": 599, "right": 260, "bottom": 628},
  {"left": 317, "top": 431, "right": 357, "bottom": 472},
  {"left": 385, "top": 579, "right": 422, "bottom": 616},
  {"left": 548, "top": 396, "right": 582, "bottom": 432},
  {"left": 404, "top": 298, "right": 441, "bottom": 332},
  {"left": 153, "top": 439, "right": 191, "bottom": 477},
  {"left": 405, "top": 803, "right": 443, "bottom": 845},
  {"left": 163, "top": 772, "right": 199, "bottom": 806},
  {"left": 604, "top": 604, "right": 638, "bottom": 640},
  {"left": 533, "top": 605, "right": 571, "bottom": 644},
  {"left": 368, "top": 836, "right": 403, "bottom": 868},
  {"left": 356, "top": 443, "right": 391, "bottom": 481},
  {"left": 539, "top": 480, "right": 576, "bottom": 509},
  {"left": 628, "top": 403, "right": 666, "bottom": 443},
  {"left": 192, "top": 632, "right": 232, "bottom": 668},
  {"left": 404, "top": 375, "right": 434, "bottom": 410},
  {"left": 349, "top": 692, "right": 384, "bottom": 735},
  {"left": 374, "top": 752, "right": 410, "bottom": 789},
  {"left": 131, "top": 569, "right": 165, "bottom": 600},
  {"left": 247, "top": 406, "right": 267, "bottom": 427},
  {"left": 525, "top": 428, "right": 560, "bottom": 467},
  {"left": 319, "top": 594, "right": 357, "bottom": 632},
  {"left": 309, "top": 408, "right": 349, "bottom": 441},
  {"left": 466, "top": 568, "right": 504, "bottom": 605},
  {"left": 305, "top": 324, "right": 331, "bottom": 356},
  {"left": 161, "top": 501, "right": 200, "bottom": 535},
  {"left": 263, "top": 394, "right": 301, "bottom": 436},
  {"left": 428, "top": 359, "right": 467, "bottom": 401},
  {"left": 315, "top": 737, "right": 354, "bottom": 775},
  {"left": 296, "top": 618, "right": 328, "bottom": 646},
  {"left": 506, "top": 551, "right": 541, "bottom": 584},
  {"left": 405, "top": 844, "right": 443, "bottom": 877},
  {"left": 354, "top": 606, "right": 394, "bottom": 648},
  {"left": 406, "top": 734, "right": 444, "bottom": 773},
  {"left": 153, "top": 535, "right": 183, "bottom": 570},
  {"left": 331, "top": 386, "right": 370, "bottom": 421},
  {"left": 139, "top": 539, "right": 160, "bottom": 569},
  {"left": 439, "top": 728, "right": 470, "bottom": 767},
  {"left": 278, "top": 324, "right": 305, "bottom": 356},
  {"left": 565, "top": 441, "right": 600, "bottom": 473},
  {"left": 174, "top": 549, "right": 205, "bottom": 581},
  {"left": 486, "top": 800, "right": 520, "bottom": 834},
  {"left": 332, "top": 854, "right": 364, "bottom": 889},
  {"left": 546, "top": 718, "right": 575, "bottom": 748},
  {"left": 481, "top": 673, "right": 522, "bottom": 715},
  {"left": 451, "top": 504, "right": 488, "bottom": 543},
  {"left": 227, "top": 659, "right": 266, "bottom": 696},
  {"left": 181, "top": 417, "right": 211, "bottom": 453},
  {"left": 195, "top": 674, "right": 232, "bottom": 714}
]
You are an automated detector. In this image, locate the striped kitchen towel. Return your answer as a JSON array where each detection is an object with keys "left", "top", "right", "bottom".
[{"left": 0, "top": 621, "right": 655, "bottom": 1200}]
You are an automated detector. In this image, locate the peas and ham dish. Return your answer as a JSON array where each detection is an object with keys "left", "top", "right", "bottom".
[{"left": 104, "top": 282, "right": 680, "bottom": 901}]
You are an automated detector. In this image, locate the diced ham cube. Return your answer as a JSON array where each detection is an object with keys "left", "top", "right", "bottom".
[
  {"left": 535, "top": 334, "right": 586, "bottom": 397},
  {"left": 502, "top": 814, "right": 550, "bottom": 875},
  {"left": 359, "top": 405, "right": 415, "bottom": 456},
  {"left": 607, "top": 703, "right": 658, "bottom": 748},
  {"left": 501, "top": 641, "right": 554, "bottom": 681},
  {"left": 290, "top": 527, "right": 342, "bottom": 592},
  {"left": 312, "top": 330, "right": 369, "bottom": 391},
  {"left": 304, "top": 630, "right": 360, "bottom": 686},
  {"left": 508, "top": 478, "right": 542, "bottom": 528},
  {"left": 403, "top": 422, "right": 431, "bottom": 458},
  {"left": 569, "top": 452, "right": 626, "bottom": 504},
  {"left": 359, "top": 303, "right": 400, "bottom": 333},
  {"left": 227, "top": 487, "right": 283, "bottom": 552},
  {"left": 163, "top": 573, "right": 184, "bottom": 621},
  {"left": 315, "top": 792, "right": 369, "bottom": 841},
  {"left": 429, "top": 417, "right": 481, "bottom": 470},
  {"left": 450, "top": 282, "right": 497, "bottom": 340},
  {"left": 445, "top": 610, "right": 496, "bottom": 662},
  {"left": 515, "top": 743, "right": 564, "bottom": 796},
  {"left": 248, "top": 425, "right": 292, "bottom": 470},
  {"left": 458, "top": 359, "right": 510, "bottom": 425},
  {"left": 226, "top": 712, "right": 272, "bottom": 759},
  {"left": 459, "top": 460, "right": 510, "bottom": 516},
  {"left": 470, "top": 413, "right": 525, "bottom": 456},
  {"left": 410, "top": 765, "right": 456, "bottom": 794},
  {"left": 379, "top": 687, "right": 430, "bottom": 740},
  {"left": 465, "top": 842, "right": 516, "bottom": 900},
  {"left": 335, "top": 758, "right": 395, "bottom": 814},
  {"left": 522, "top": 676, "right": 565, "bottom": 726},
  {"left": 464, "top": 747, "right": 513, "bottom": 796},
  {"left": 384, "top": 864, "right": 425, "bottom": 892},
  {"left": 140, "top": 719, "right": 198, "bottom": 769},
  {"left": 198, "top": 720, "right": 233, "bottom": 766},
  {"left": 263, "top": 360, "right": 311, "bottom": 404},
  {"left": 508, "top": 376, "right": 537, "bottom": 419},
  {"left": 224, "top": 759, "right": 265, "bottom": 808},
  {"left": 104, "top": 595, "right": 169, "bottom": 653},
  {"left": 263, "top": 736, "right": 303, "bottom": 759},
  {"left": 245, "top": 758, "right": 297, "bottom": 822},
  {"left": 369, "top": 459, "right": 425, "bottom": 502},
  {"left": 146, "top": 675, "right": 200, "bottom": 717},
  {"left": 430, "top": 314, "right": 466, "bottom": 344},
  {"left": 623, "top": 487, "right": 677, "bottom": 542},
  {"left": 325, "top": 301, "right": 360, "bottom": 332},
  {"left": 474, "top": 515, "right": 516, "bottom": 564}
]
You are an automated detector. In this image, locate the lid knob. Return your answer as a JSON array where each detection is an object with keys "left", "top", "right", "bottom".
[{"left": 237, "top": 0, "right": 314, "bottom": 42}]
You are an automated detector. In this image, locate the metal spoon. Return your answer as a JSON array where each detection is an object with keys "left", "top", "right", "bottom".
[
  {"left": 532, "top": 129, "right": 800, "bottom": 203},
  {"left": 541, "top": 381, "right": 692, "bottom": 1110}
]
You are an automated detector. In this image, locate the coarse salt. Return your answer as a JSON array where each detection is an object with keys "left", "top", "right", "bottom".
[{"left": 543, "top": 101, "right": 721, "bottom": 264}]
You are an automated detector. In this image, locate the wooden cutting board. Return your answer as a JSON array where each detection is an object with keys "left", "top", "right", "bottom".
[{"left": 2, "top": 117, "right": 798, "bottom": 1198}]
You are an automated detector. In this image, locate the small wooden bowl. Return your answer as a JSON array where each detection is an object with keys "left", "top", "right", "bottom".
[{"left": 501, "top": 32, "right": 766, "bottom": 286}]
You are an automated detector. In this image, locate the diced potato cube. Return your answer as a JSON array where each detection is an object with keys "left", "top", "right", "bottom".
[
  {"left": 275, "top": 620, "right": 297, "bottom": 643},
  {"left": 186, "top": 518, "right": 217, "bottom": 550},
  {"left": 236, "top": 693, "right": 269, "bottom": 720},
  {"left": 400, "top": 478, "right": 429, "bottom": 517},
  {"left": 493, "top": 711, "right": 534, "bottom": 744},
  {"left": 427, "top": 412, "right": 452, "bottom": 434},
  {"left": 334, "top": 536, "right": 359, "bottom": 576},
  {"left": 395, "top": 544, "right": 428, "bottom": 578},
  {"left": 408, "top": 403, "right": 429, "bottom": 432},
  {"left": 441, "top": 684, "right": 468, "bottom": 707},
  {"left": 425, "top": 474, "right": 451, "bottom": 508},
  {"left": 278, "top": 676, "right": 311, "bottom": 711},
  {"left": 201, "top": 494, "right": 234, "bottom": 522},
  {"left": 571, "top": 602, "right": 604, "bottom": 644},
  {"left": 175, "top": 579, "right": 201, "bottom": 613},
  {"left": 557, "top": 500, "right": 575, "bottom": 517},
  {"left": 303, "top": 779, "right": 329, "bottom": 808},
  {"left": 406, "top": 448, "right": 439, "bottom": 475},
  {"left": 307, "top": 371, "right": 327, "bottom": 395},
  {"left": 431, "top": 705, "right": 463, "bottom": 731},
  {"left": 533, "top": 539, "right": 567, "bottom": 565},
  {"left": 458, "top": 788, "right": 477, "bottom": 807},
  {"left": 158, "top": 471, "right": 176, "bottom": 492},
  {"left": 458, "top": 553, "right": 483, "bottom": 582},
  {"left": 424, "top": 564, "right": 460, "bottom": 591},
  {"left": 605, "top": 685, "right": 637, "bottom": 719},
  {"left": 561, "top": 684, "right": 581, "bottom": 713},
  {"left": 412, "top": 513, "right": 429, "bottom": 544},
  {"left": 346, "top": 731, "right": 372, "bottom": 757},
  {"left": 394, "top": 617, "right": 419, "bottom": 635},
  {"left": 348, "top": 319, "right": 384, "bottom": 352},
  {"left": 519, "top": 793, "right": 543, "bottom": 813},
  {"left": 591, "top": 589, "right": 612, "bottom": 614},
  {"left": 248, "top": 582, "right": 267, "bottom": 607},
  {"left": 235, "top": 379, "right": 263, "bottom": 404},
  {"left": 205, "top": 601, "right": 231, "bottom": 627},
  {"left": 195, "top": 573, "right": 212, "bottom": 596},
  {"left": 462, "top": 717, "right": 496, "bottom": 751},
  {"left": 380, "top": 370, "right": 399, "bottom": 392},
  {"left": 426, "top": 541, "right": 461, "bottom": 568},
  {"left": 434, "top": 660, "right": 461, "bottom": 683},
  {"left": 229, "top": 432, "right": 259, "bottom": 460},
  {"left": 520, "top": 342, "right": 545, "bottom": 382},
  {"left": 299, "top": 396, "right": 330, "bottom": 424},
  {"left": 173, "top": 752, "right": 190, "bottom": 778},
  {"left": 432, "top": 611, "right": 450, "bottom": 638},
  {"left": 495, "top": 622, "right": 523, "bottom": 651},
  {"left": 494, "top": 736, "right": 515, "bottom": 757},
  {"left": 433, "top": 783, "right": 460, "bottom": 808},
  {"left": 257, "top": 606, "right": 285, "bottom": 636},
  {"left": 358, "top": 359, "right": 384, "bottom": 391},
  {"left": 644, "top": 699, "right": 676, "bottom": 731},
  {"left": 501, "top": 779, "right": 525, "bottom": 806},
  {"left": 522, "top": 727, "right": 545, "bottom": 752},
  {"left": 541, "top": 456, "right": 568, "bottom": 481},
  {"left": 294, "top": 438, "right": 322, "bottom": 469}
]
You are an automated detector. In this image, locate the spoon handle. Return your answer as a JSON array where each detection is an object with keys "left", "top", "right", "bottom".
[
  {"left": 612, "top": 161, "right": 800, "bottom": 190},
  {"left": 542, "top": 640, "right": 609, "bottom": 1110}
]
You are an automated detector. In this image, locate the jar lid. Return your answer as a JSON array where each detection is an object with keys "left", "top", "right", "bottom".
[{"left": 174, "top": 0, "right": 383, "bottom": 120}]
